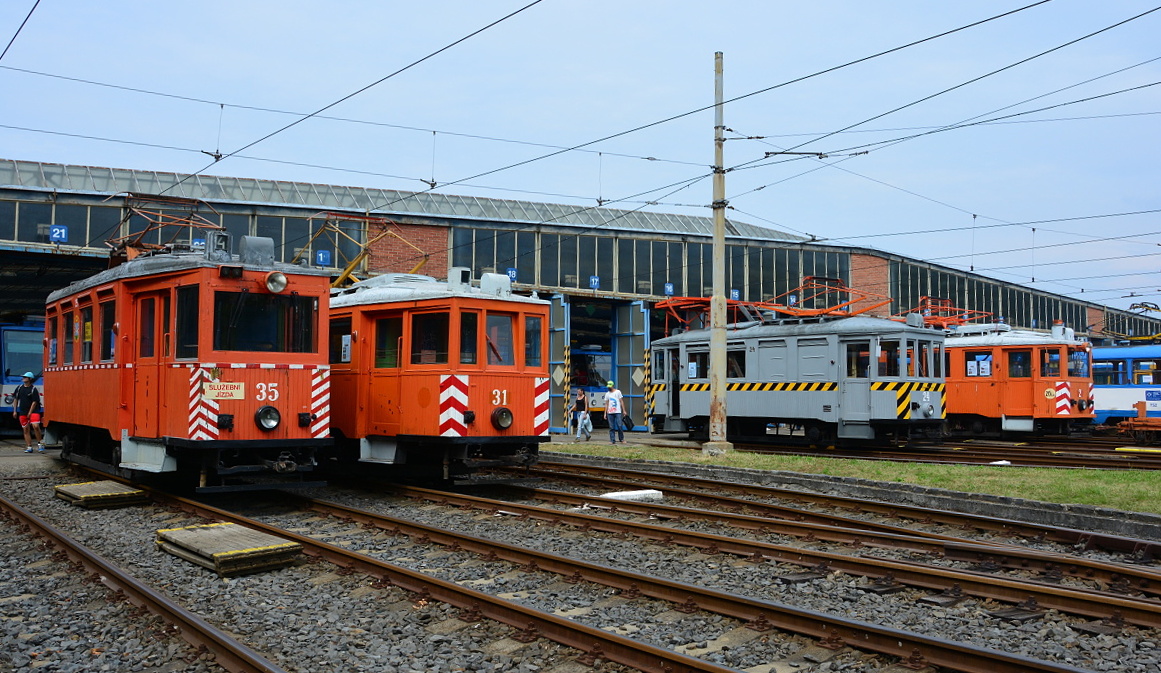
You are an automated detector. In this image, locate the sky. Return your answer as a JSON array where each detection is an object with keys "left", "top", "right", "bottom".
[{"left": 1, "top": 1, "right": 1159, "bottom": 310}]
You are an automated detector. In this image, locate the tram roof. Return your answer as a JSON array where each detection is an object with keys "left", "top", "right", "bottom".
[
  {"left": 1, "top": 158, "right": 808, "bottom": 243},
  {"left": 654, "top": 314, "right": 945, "bottom": 345}
]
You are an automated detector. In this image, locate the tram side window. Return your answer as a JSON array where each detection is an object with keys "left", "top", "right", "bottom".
[
  {"left": 1134, "top": 360, "right": 1160, "bottom": 385},
  {"left": 329, "top": 317, "right": 352, "bottom": 364},
  {"left": 1008, "top": 350, "right": 1032, "bottom": 378},
  {"left": 688, "top": 351, "right": 708, "bottom": 379},
  {"left": 1068, "top": 348, "right": 1090, "bottom": 378},
  {"left": 524, "top": 315, "right": 543, "bottom": 367},
  {"left": 63, "top": 311, "right": 75, "bottom": 365},
  {"left": 100, "top": 301, "right": 116, "bottom": 361},
  {"left": 965, "top": 351, "right": 992, "bottom": 377},
  {"left": 845, "top": 341, "right": 870, "bottom": 378},
  {"left": 459, "top": 311, "right": 478, "bottom": 364},
  {"left": 1093, "top": 360, "right": 1124, "bottom": 385},
  {"left": 485, "top": 314, "right": 514, "bottom": 365},
  {"left": 727, "top": 348, "right": 747, "bottom": 378},
  {"left": 80, "top": 306, "right": 93, "bottom": 363},
  {"left": 410, "top": 312, "right": 449, "bottom": 364},
  {"left": 1040, "top": 348, "right": 1062, "bottom": 377},
  {"left": 47, "top": 316, "right": 58, "bottom": 365},
  {"left": 879, "top": 340, "right": 900, "bottom": 377},
  {"left": 376, "top": 316, "right": 403, "bottom": 367},
  {"left": 175, "top": 286, "right": 198, "bottom": 359}
]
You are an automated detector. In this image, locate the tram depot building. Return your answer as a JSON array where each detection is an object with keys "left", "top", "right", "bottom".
[{"left": 2, "top": 158, "right": 1159, "bottom": 431}]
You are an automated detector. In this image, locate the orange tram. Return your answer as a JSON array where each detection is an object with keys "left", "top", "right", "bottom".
[
  {"left": 325, "top": 268, "right": 550, "bottom": 482},
  {"left": 44, "top": 232, "right": 333, "bottom": 492},
  {"left": 942, "top": 320, "right": 1094, "bottom": 436}
]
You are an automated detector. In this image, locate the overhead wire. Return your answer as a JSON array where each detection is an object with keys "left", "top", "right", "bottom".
[
  {"left": 0, "top": 0, "right": 40, "bottom": 63},
  {"left": 158, "top": 0, "right": 548, "bottom": 196}
]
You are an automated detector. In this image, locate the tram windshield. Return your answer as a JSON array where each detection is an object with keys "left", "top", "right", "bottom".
[
  {"left": 1067, "top": 347, "right": 1090, "bottom": 378},
  {"left": 572, "top": 350, "right": 610, "bottom": 387},
  {"left": 213, "top": 291, "right": 317, "bottom": 353},
  {"left": 2, "top": 329, "right": 42, "bottom": 379}
]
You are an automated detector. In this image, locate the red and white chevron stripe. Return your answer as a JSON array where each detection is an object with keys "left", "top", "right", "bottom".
[
  {"left": 188, "top": 367, "right": 219, "bottom": 440},
  {"left": 1055, "top": 381, "right": 1071, "bottom": 415},
  {"left": 439, "top": 375, "right": 469, "bottom": 437},
  {"left": 534, "top": 377, "right": 550, "bottom": 436},
  {"left": 310, "top": 368, "right": 330, "bottom": 439}
]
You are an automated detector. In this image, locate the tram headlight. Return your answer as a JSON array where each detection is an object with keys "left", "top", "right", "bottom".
[
  {"left": 490, "top": 407, "right": 514, "bottom": 430},
  {"left": 264, "top": 271, "right": 288, "bottom": 293},
  {"left": 923, "top": 404, "right": 936, "bottom": 418},
  {"left": 255, "top": 405, "right": 281, "bottom": 431}
]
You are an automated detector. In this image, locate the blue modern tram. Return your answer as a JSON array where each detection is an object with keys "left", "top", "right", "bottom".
[
  {"left": 1091, "top": 344, "right": 1161, "bottom": 424},
  {"left": 1, "top": 319, "right": 45, "bottom": 425}
]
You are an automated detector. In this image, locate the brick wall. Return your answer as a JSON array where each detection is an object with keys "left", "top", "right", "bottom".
[
  {"left": 850, "top": 253, "right": 892, "bottom": 317},
  {"left": 1086, "top": 306, "right": 1106, "bottom": 336},
  {"left": 366, "top": 222, "right": 449, "bottom": 277}
]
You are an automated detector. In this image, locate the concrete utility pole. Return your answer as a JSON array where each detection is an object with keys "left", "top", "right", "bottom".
[{"left": 704, "top": 51, "right": 733, "bottom": 456}]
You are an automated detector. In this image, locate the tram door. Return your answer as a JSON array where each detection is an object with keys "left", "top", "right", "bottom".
[
  {"left": 132, "top": 291, "right": 169, "bottom": 438},
  {"left": 841, "top": 339, "right": 872, "bottom": 422}
]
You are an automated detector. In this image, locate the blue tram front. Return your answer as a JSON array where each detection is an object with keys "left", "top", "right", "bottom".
[{"left": 650, "top": 314, "right": 945, "bottom": 444}]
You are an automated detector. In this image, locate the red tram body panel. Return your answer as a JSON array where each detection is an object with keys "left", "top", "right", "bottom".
[
  {"left": 43, "top": 233, "right": 332, "bottom": 490},
  {"left": 328, "top": 268, "right": 550, "bottom": 480},
  {"left": 943, "top": 321, "right": 1093, "bottom": 435}
]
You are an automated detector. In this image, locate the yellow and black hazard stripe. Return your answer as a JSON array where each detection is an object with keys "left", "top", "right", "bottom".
[
  {"left": 679, "top": 381, "right": 839, "bottom": 393},
  {"left": 562, "top": 344, "right": 571, "bottom": 427},
  {"left": 644, "top": 350, "right": 654, "bottom": 417},
  {"left": 871, "top": 381, "right": 945, "bottom": 419}
]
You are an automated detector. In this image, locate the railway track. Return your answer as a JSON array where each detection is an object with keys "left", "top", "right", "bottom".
[
  {"left": 721, "top": 436, "right": 1161, "bottom": 469},
  {"left": 5, "top": 460, "right": 1159, "bottom": 672}
]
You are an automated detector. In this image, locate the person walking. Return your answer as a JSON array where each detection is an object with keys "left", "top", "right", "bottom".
[
  {"left": 571, "top": 387, "right": 586, "bottom": 436},
  {"left": 574, "top": 408, "right": 592, "bottom": 442},
  {"left": 13, "top": 372, "right": 44, "bottom": 453},
  {"left": 605, "top": 380, "right": 624, "bottom": 445}
]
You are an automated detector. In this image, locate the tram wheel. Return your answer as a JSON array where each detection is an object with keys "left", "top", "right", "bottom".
[{"left": 1133, "top": 430, "right": 1155, "bottom": 446}]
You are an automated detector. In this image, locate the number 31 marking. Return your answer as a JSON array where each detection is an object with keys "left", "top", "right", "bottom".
[{"left": 491, "top": 389, "right": 508, "bottom": 405}]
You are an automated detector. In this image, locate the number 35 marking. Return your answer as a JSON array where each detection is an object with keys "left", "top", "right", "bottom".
[{"left": 256, "top": 382, "right": 280, "bottom": 401}]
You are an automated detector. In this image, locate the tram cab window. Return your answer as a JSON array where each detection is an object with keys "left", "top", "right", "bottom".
[
  {"left": 1040, "top": 348, "right": 1062, "bottom": 377},
  {"left": 965, "top": 351, "right": 992, "bottom": 377},
  {"left": 1008, "top": 350, "right": 1032, "bottom": 378},
  {"left": 905, "top": 341, "right": 917, "bottom": 377},
  {"left": 524, "top": 315, "right": 543, "bottom": 367},
  {"left": 1068, "top": 348, "right": 1090, "bottom": 378},
  {"left": 213, "top": 291, "right": 317, "bottom": 353},
  {"left": 459, "top": 311, "right": 478, "bottom": 364},
  {"left": 175, "top": 287, "right": 198, "bottom": 360},
  {"left": 376, "top": 316, "right": 403, "bottom": 367},
  {"left": 878, "top": 340, "right": 900, "bottom": 377},
  {"left": 1134, "top": 360, "right": 1159, "bottom": 384},
  {"left": 410, "top": 312, "right": 449, "bottom": 364},
  {"left": 688, "top": 351, "right": 708, "bottom": 379},
  {"left": 845, "top": 341, "right": 870, "bottom": 378},
  {"left": 329, "top": 317, "right": 352, "bottom": 364},
  {"left": 917, "top": 341, "right": 932, "bottom": 377},
  {"left": 727, "top": 348, "right": 747, "bottom": 378},
  {"left": 1092, "top": 359, "right": 1124, "bottom": 385},
  {"left": 485, "top": 314, "right": 514, "bottom": 365}
]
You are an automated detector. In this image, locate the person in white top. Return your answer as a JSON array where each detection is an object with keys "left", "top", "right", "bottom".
[{"left": 604, "top": 380, "right": 625, "bottom": 444}]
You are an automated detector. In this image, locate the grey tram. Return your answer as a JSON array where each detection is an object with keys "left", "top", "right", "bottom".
[{"left": 649, "top": 313, "right": 946, "bottom": 445}]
